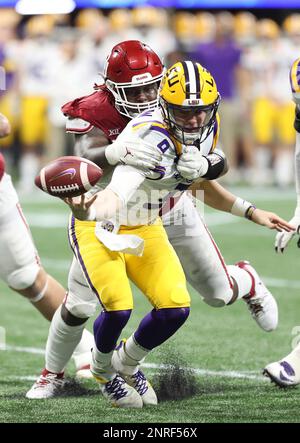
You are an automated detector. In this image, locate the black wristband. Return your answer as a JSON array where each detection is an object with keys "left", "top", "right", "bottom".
[{"left": 202, "top": 153, "right": 227, "bottom": 180}]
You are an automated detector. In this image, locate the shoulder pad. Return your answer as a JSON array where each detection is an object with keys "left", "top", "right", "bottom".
[{"left": 65, "top": 118, "right": 94, "bottom": 134}]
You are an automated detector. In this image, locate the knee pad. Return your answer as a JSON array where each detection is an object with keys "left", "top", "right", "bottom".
[
  {"left": 64, "top": 290, "right": 98, "bottom": 319},
  {"left": 202, "top": 297, "right": 227, "bottom": 308},
  {"left": 155, "top": 307, "right": 190, "bottom": 325},
  {"left": 7, "top": 263, "right": 39, "bottom": 291}
]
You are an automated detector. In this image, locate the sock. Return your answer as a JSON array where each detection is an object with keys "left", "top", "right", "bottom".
[
  {"left": 283, "top": 342, "right": 300, "bottom": 369},
  {"left": 18, "top": 153, "right": 40, "bottom": 190},
  {"left": 72, "top": 328, "right": 94, "bottom": 370},
  {"left": 227, "top": 265, "right": 253, "bottom": 300},
  {"left": 274, "top": 150, "right": 294, "bottom": 187},
  {"left": 91, "top": 346, "right": 115, "bottom": 383},
  {"left": 254, "top": 146, "right": 273, "bottom": 184},
  {"left": 113, "top": 335, "right": 149, "bottom": 376},
  {"left": 134, "top": 307, "right": 190, "bottom": 350},
  {"left": 45, "top": 305, "right": 86, "bottom": 373}
]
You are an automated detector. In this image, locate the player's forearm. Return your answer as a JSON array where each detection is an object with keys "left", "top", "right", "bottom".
[
  {"left": 191, "top": 180, "right": 236, "bottom": 212},
  {"left": 91, "top": 189, "right": 123, "bottom": 221},
  {"left": 0, "top": 113, "right": 11, "bottom": 138},
  {"left": 74, "top": 132, "right": 114, "bottom": 174}
]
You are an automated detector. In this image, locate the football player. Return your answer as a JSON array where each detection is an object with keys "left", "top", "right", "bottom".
[
  {"left": 27, "top": 57, "right": 292, "bottom": 406},
  {"left": 0, "top": 112, "right": 94, "bottom": 378},
  {"left": 264, "top": 57, "right": 300, "bottom": 387}
]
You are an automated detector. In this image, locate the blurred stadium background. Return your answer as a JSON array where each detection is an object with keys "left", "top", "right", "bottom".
[{"left": 1, "top": 0, "right": 300, "bottom": 423}]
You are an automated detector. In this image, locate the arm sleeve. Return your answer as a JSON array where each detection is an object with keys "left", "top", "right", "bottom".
[{"left": 106, "top": 165, "right": 146, "bottom": 206}]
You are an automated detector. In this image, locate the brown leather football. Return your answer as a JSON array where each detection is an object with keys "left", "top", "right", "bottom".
[{"left": 35, "top": 156, "right": 103, "bottom": 198}]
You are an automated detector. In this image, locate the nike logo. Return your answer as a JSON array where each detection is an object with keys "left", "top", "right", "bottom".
[{"left": 49, "top": 168, "right": 76, "bottom": 182}]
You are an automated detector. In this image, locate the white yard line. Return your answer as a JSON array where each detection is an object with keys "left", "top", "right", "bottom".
[{"left": 4, "top": 345, "right": 266, "bottom": 382}]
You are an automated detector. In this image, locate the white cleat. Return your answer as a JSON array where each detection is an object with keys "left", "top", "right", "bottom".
[
  {"left": 236, "top": 261, "right": 278, "bottom": 332},
  {"left": 121, "top": 370, "right": 158, "bottom": 406},
  {"left": 26, "top": 369, "right": 65, "bottom": 399},
  {"left": 96, "top": 374, "right": 143, "bottom": 408},
  {"left": 263, "top": 360, "right": 300, "bottom": 388},
  {"left": 112, "top": 340, "right": 158, "bottom": 406},
  {"left": 75, "top": 364, "right": 93, "bottom": 379}
]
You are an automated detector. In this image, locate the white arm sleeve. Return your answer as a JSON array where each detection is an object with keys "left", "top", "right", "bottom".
[
  {"left": 295, "top": 133, "right": 300, "bottom": 215},
  {"left": 106, "top": 164, "right": 145, "bottom": 206}
]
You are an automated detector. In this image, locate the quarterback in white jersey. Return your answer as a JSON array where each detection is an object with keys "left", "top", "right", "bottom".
[
  {"left": 264, "top": 58, "right": 300, "bottom": 387},
  {"left": 27, "top": 59, "right": 293, "bottom": 406},
  {"left": 0, "top": 112, "right": 94, "bottom": 377}
]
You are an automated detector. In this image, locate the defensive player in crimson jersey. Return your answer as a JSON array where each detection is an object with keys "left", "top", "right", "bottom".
[
  {"left": 27, "top": 47, "right": 291, "bottom": 404},
  {"left": 0, "top": 112, "right": 94, "bottom": 376}
]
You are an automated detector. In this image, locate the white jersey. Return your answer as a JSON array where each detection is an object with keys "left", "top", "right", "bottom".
[
  {"left": 96, "top": 108, "right": 218, "bottom": 226},
  {"left": 0, "top": 173, "right": 19, "bottom": 218}
]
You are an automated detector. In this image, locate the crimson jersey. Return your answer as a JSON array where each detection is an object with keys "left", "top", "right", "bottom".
[
  {"left": 61, "top": 85, "right": 129, "bottom": 142},
  {"left": 0, "top": 153, "right": 5, "bottom": 182}
]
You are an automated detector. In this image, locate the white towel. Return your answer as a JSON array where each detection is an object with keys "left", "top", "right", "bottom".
[{"left": 95, "top": 220, "right": 144, "bottom": 256}]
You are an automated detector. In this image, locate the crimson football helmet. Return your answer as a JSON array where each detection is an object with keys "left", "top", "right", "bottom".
[{"left": 104, "top": 40, "right": 164, "bottom": 118}]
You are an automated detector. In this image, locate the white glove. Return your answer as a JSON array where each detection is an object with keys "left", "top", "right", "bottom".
[
  {"left": 275, "top": 214, "right": 300, "bottom": 252},
  {"left": 177, "top": 146, "right": 209, "bottom": 180},
  {"left": 105, "top": 138, "right": 162, "bottom": 170}
]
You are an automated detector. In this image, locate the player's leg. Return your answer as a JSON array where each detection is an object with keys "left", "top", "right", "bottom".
[
  {"left": 164, "top": 194, "right": 278, "bottom": 331},
  {"left": 0, "top": 203, "right": 65, "bottom": 320},
  {"left": 114, "top": 222, "right": 190, "bottom": 405},
  {"left": 0, "top": 203, "right": 94, "bottom": 387},
  {"left": 26, "top": 257, "right": 98, "bottom": 399},
  {"left": 68, "top": 217, "right": 142, "bottom": 407}
]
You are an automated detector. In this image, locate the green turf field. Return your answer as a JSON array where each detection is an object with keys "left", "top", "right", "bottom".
[{"left": 1, "top": 187, "right": 300, "bottom": 423}]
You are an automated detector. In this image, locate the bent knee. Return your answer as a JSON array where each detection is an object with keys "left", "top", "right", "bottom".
[
  {"left": 202, "top": 289, "right": 233, "bottom": 307},
  {"left": 156, "top": 285, "right": 190, "bottom": 309},
  {"left": 8, "top": 264, "right": 40, "bottom": 292},
  {"left": 64, "top": 291, "right": 98, "bottom": 319}
]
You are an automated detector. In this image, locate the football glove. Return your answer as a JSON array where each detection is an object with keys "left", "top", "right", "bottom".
[
  {"left": 275, "top": 214, "right": 300, "bottom": 252},
  {"left": 105, "top": 138, "right": 162, "bottom": 170},
  {"left": 177, "top": 146, "right": 209, "bottom": 181}
]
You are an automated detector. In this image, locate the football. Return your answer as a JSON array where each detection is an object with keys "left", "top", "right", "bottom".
[{"left": 35, "top": 156, "right": 103, "bottom": 198}]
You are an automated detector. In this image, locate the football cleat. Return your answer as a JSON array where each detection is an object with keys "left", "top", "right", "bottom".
[
  {"left": 97, "top": 374, "right": 143, "bottom": 408},
  {"left": 263, "top": 360, "right": 300, "bottom": 388},
  {"left": 112, "top": 340, "right": 158, "bottom": 405},
  {"left": 26, "top": 369, "right": 65, "bottom": 399},
  {"left": 121, "top": 370, "right": 158, "bottom": 406},
  {"left": 236, "top": 261, "right": 278, "bottom": 332},
  {"left": 75, "top": 364, "right": 93, "bottom": 379}
]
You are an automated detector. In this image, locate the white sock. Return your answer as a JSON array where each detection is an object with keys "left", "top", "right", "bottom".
[
  {"left": 45, "top": 305, "right": 86, "bottom": 373},
  {"left": 72, "top": 329, "right": 94, "bottom": 370},
  {"left": 113, "top": 336, "right": 149, "bottom": 376},
  {"left": 283, "top": 343, "right": 300, "bottom": 368},
  {"left": 91, "top": 346, "right": 115, "bottom": 383},
  {"left": 227, "top": 265, "right": 253, "bottom": 300},
  {"left": 254, "top": 146, "right": 273, "bottom": 184},
  {"left": 274, "top": 150, "right": 294, "bottom": 187},
  {"left": 18, "top": 153, "right": 40, "bottom": 189}
]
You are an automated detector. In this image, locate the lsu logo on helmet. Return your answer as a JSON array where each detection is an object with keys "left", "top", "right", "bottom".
[{"left": 159, "top": 61, "right": 220, "bottom": 145}]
